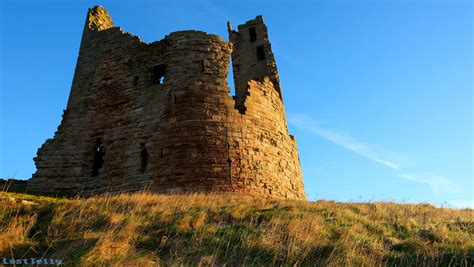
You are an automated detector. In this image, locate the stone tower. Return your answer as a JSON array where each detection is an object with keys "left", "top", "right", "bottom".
[{"left": 27, "top": 6, "right": 306, "bottom": 200}]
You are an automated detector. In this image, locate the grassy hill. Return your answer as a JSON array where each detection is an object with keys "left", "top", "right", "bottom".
[{"left": 1, "top": 191, "right": 473, "bottom": 266}]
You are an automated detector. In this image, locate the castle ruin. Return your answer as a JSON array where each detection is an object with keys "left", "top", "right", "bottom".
[{"left": 27, "top": 6, "right": 306, "bottom": 200}]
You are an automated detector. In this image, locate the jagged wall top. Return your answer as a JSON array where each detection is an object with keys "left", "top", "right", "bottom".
[{"left": 86, "top": 6, "right": 114, "bottom": 31}]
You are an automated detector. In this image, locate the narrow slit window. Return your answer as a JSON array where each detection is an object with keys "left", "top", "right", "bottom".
[
  {"left": 133, "top": 76, "right": 139, "bottom": 86},
  {"left": 160, "top": 148, "right": 164, "bottom": 157},
  {"left": 92, "top": 138, "right": 105, "bottom": 177},
  {"left": 140, "top": 144, "right": 148, "bottom": 173},
  {"left": 256, "top": 45, "right": 265, "bottom": 61},
  {"left": 227, "top": 158, "right": 232, "bottom": 182},
  {"left": 152, "top": 64, "right": 166, "bottom": 85},
  {"left": 249, "top": 27, "right": 257, "bottom": 43}
]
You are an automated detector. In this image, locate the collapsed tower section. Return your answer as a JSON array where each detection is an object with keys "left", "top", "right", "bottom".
[{"left": 27, "top": 6, "right": 306, "bottom": 200}]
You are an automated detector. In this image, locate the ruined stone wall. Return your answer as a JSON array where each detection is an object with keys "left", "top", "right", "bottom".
[
  {"left": 228, "top": 16, "right": 282, "bottom": 113},
  {"left": 27, "top": 6, "right": 305, "bottom": 200}
]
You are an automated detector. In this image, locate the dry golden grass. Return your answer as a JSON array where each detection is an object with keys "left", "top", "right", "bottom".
[{"left": 0, "top": 191, "right": 473, "bottom": 266}]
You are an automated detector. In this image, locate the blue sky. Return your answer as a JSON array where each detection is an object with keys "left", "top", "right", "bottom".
[{"left": 0, "top": 0, "right": 472, "bottom": 208}]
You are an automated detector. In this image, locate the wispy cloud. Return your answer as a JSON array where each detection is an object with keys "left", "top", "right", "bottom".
[
  {"left": 288, "top": 114, "right": 401, "bottom": 169},
  {"left": 398, "top": 173, "right": 462, "bottom": 194},
  {"left": 288, "top": 113, "right": 463, "bottom": 195}
]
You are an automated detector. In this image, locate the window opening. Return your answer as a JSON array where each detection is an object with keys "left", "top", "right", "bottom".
[
  {"left": 249, "top": 27, "right": 257, "bottom": 43},
  {"left": 92, "top": 138, "right": 105, "bottom": 177},
  {"left": 140, "top": 144, "right": 148, "bottom": 173},
  {"left": 256, "top": 45, "right": 265, "bottom": 61},
  {"left": 152, "top": 64, "right": 166, "bottom": 84}
]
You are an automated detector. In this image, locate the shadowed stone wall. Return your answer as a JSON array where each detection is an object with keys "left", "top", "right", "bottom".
[{"left": 27, "top": 6, "right": 306, "bottom": 200}]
